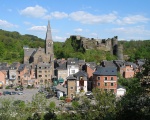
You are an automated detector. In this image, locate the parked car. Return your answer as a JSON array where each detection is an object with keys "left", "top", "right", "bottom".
[
  {"left": 11, "top": 91, "right": 17, "bottom": 95},
  {"left": 17, "top": 92, "right": 23, "bottom": 95},
  {"left": 15, "top": 86, "right": 23, "bottom": 91},
  {"left": 46, "top": 94, "right": 54, "bottom": 99},
  {"left": 3, "top": 91, "right": 12, "bottom": 95},
  {"left": 85, "top": 91, "right": 92, "bottom": 96}
]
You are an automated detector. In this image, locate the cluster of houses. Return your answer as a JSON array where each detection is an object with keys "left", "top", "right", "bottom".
[
  {"left": 0, "top": 21, "right": 146, "bottom": 99},
  {"left": 54, "top": 58, "right": 145, "bottom": 98}
]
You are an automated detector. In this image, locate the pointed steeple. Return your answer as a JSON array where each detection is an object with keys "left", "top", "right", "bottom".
[
  {"left": 46, "top": 20, "right": 52, "bottom": 40},
  {"left": 45, "top": 20, "right": 53, "bottom": 57}
]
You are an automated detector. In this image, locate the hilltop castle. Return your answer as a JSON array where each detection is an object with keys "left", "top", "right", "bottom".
[{"left": 70, "top": 35, "right": 124, "bottom": 60}]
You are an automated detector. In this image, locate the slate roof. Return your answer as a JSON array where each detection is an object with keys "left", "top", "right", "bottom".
[
  {"left": 24, "top": 48, "right": 37, "bottom": 57},
  {"left": 101, "top": 60, "right": 116, "bottom": 67},
  {"left": 74, "top": 70, "right": 88, "bottom": 77},
  {"left": 9, "top": 62, "right": 20, "bottom": 69},
  {"left": 67, "top": 58, "right": 79, "bottom": 65},
  {"left": 57, "top": 62, "right": 67, "bottom": 70},
  {"left": 93, "top": 66, "right": 117, "bottom": 76},
  {"left": 0, "top": 62, "right": 8, "bottom": 67},
  {"left": 86, "top": 62, "right": 96, "bottom": 70},
  {"left": 66, "top": 75, "right": 76, "bottom": 80},
  {"left": 125, "top": 62, "right": 137, "bottom": 69},
  {"left": 18, "top": 64, "right": 26, "bottom": 72},
  {"left": 0, "top": 66, "right": 9, "bottom": 70},
  {"left": 113, "top": 60, "right": 125, "bottom": 68},
  {"left": 56, "top": 59, "right": 67, "bottom": 70}
]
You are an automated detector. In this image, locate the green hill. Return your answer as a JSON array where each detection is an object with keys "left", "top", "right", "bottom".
[{"left": 0, "top": 29, "right": 149, "bottom": 63}]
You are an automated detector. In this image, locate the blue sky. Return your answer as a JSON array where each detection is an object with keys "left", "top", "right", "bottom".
[{"left": 0, "top": 0, "right": 150, "bottom": 42}]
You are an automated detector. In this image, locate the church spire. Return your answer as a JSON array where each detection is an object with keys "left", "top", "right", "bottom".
[
  {"left": 46, "top": 20, "right": 52, "bottom": 40},
  {"left": 45, "top": 20, "right": 53, "bottom": 56}
]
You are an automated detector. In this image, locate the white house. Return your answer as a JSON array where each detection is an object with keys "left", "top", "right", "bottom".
[
  {"left": 116, "top": 85, "right": 126, "bottom": 97},
  {"left": 74, "top": 70, "right": 88, "bottom": 94}
]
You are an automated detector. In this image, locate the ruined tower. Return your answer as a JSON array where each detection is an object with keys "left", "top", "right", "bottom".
[
  {"left": 117, "top": 44, "right": 124, "bottom": 60},
  {"left": 112, "top": 36, "right": 118, "bottom": 56}
]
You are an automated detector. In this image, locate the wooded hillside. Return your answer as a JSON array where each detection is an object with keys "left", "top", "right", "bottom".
[{"left": 0, "top": 29, "right": 149, "bottom": 63}]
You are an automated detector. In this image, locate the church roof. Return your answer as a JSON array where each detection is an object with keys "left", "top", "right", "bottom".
[{"left": 46, "top": 20, "right": 52, "bottom": 40}]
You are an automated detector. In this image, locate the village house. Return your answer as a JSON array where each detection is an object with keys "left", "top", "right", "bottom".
[
  {"left": 67, "top": 70, "right": 88, "bottom": 99},
  {"left": 92, "top": 66, "right": 118, "bottom": 93},
  {"left": 9, "top": 62, "right": 20, "bottom": 85}
]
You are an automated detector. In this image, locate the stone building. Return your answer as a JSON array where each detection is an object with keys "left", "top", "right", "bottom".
[
  {"left": 23, "top": 21, "right": 54, "bottom": 86},
  {"left": 69, "top": 35, "right": 124, "bottom": 60}
]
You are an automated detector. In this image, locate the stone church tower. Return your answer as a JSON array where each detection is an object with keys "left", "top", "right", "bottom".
[{"left": 23, "top": 21, "right": 54, "bottom": 86}]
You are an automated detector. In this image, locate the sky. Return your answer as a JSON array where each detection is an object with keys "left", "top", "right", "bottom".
[{"left": 0, "top": 0, "right": 150, "bottom": 42}]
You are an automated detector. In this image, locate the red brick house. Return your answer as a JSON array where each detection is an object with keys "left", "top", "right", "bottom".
[
  {"left": 123, "top": 62, "right": 137, "bottom": 78},
  {"left": 92, "top": 66, "right": 118, "bottom": 93}
]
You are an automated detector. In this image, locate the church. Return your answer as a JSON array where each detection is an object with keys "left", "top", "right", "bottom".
[{"left": 23, "top": 21, "right": 54, "bottom": 86}]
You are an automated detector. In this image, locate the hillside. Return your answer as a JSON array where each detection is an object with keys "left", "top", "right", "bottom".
[
  {"left": 0, "top": 29, "right": 45, "bottom": 63},
  {"left": 0, "top": 29, "right": 149, "bottom": 63}
]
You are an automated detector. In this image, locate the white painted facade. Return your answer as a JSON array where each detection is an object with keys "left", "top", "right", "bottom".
[
  {"left": 117, "top": 87, "right": 126, "bottom": 97},
  {"left": 67, "top": 65, "right": 79, "bottom": 76},
  {"left": 76, "top": 80, "right": 87, "bottom": 93}
]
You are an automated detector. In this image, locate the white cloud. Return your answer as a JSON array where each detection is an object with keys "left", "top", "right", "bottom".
[
  {"left": 54, "top": 36, "right": 67, "bottom": 42},
  {"left": 51, "top": 11, "right": 68, "bottom": 19},
  {"left": 116, "top": 15, "right": 149, "bottom": 25},
  {"left": 0, "top": 19, "right": 18, "bottom": 28},
  {"left": 23, "top": 21, "right": 32, "bottom": 25},
  {"left": 20, "top": 5, "right": 47, "bottom": 18},
  {"left": 8, "top": 9, "right": 12, "bottom": 12},
  {"left": 28, "top": 25, "right": 59, "bottom": 34},
  {"left": 44, "top": 11, "right": 68, "bottom": 19},
  {"left": 28, "top": 26, "right": 46, "bottom": 31},
  {"left": 90, "top": 32, "right": 98, "bottom": 37},
  {"left": 111, "top": 26, "right": 150, "bottom": 40},
  {"left": 74, "top": 28, "right": 83, "bottom": 32},
  {"left": 69, "top": 11, "right": 117, "bottom": 24}
]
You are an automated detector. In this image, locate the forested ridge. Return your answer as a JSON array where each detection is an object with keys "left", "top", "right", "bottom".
[{"left": 0, "top": 29, "right": 150, "bottom": 63}]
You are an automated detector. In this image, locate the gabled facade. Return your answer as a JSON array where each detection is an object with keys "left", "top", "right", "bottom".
[
  {"left": 9, "top": 62, "right": 20, "bottom": 85},
  {"left": 124, "top": 62, "right": 137, "bottom": 78},
  {"left": 67, "top": 58, "right": 79, "bottom": 76},
  {"left": 93, "top": 66, "right": 118, "bottom": 93},
  {"left": 67, "top": 75, "right": 76, "bottom": 99},
  {"left": 67, "top": 70, "right": 88, "bottom": 99},
  {"left": 74, "top": 70, "right": 88, "bottom": 93}
]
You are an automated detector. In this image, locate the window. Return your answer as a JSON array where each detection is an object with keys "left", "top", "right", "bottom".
[
  {"left": 45, "top": 75, "right": 47, "bottom": 77},
  {"left": 39, "top": 75, "right": 42, "bottom": 77},
  {"left": 111, "top": 83, "right": 114, "bottom": 86},
  {"left": 105, "top": 83, "right": 107, "bottom": 86},
  {"left": 98, "top": 76, "right": 100, "bottom": 80},
  {"left": 79, "top": 78, "right": 84, "bottom": 86},
  {"left": 104, "top": 77, "right": 107, "bottom": 80},
  {"left": 39, "top": 67, "right": 41, "bottom": 69},
  {"left": 111, "top": 77, "right": 113, "bottom": 80},
  {"left": 45, "top": 71, "right": 47, "bottom": 73},
  {"left": 39, "top": 71, "right": 42, "bottom": 73},
  {"left": 70, "top": 87, "right": 74, "bottom": 89},
  {"left": 98, "top": 83, "right": 100, "bottom": 86}
]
